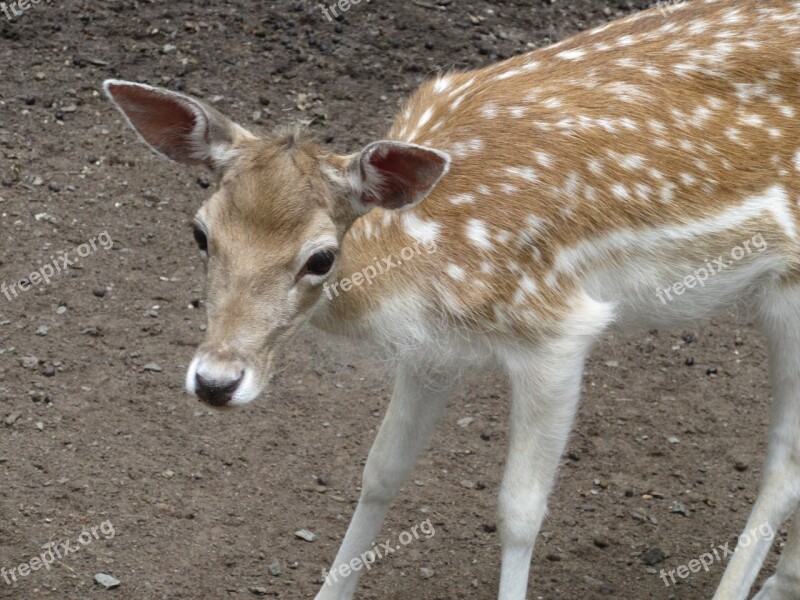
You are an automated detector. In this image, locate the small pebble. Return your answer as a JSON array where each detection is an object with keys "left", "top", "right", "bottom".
[
  {"left": 94, "top": 573, "right": 121, "bottom": 589},
  {"left": 295, "top": 529, "right": 317, "bottom": 542},
  {"left": 268, "top": 561, "right": 281, "bottom": 577},
  {"left": 670, "top": 501, "right": 691, "bottom": 517},
  {"left": 643, "top": 547, "right": 667, "bottom": 566},
  {"left": 93, "top": 287, "right": 107, "bottom": 298},
  {"left": 419, "top": 567, "right": 435, "bottom": 579},
  {"left": 593, "top": 535, "right": 610, "bottom": 549}
]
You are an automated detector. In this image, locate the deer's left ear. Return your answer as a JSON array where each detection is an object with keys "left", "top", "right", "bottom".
[
  {"left": 348, "top": 141, "right": 451, "bottom": 214},
  {"left": 103, "top": 79, "right": 255, "bottom": 174}
]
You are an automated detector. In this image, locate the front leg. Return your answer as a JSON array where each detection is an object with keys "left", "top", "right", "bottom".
[
  {"left": 315, "top": 361, "right": 455, "bottom": 600},
  {"left": 497, "top": 318, "right": 606, "bottom": 599}
]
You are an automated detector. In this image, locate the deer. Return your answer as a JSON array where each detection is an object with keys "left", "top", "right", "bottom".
[{"left": 103, "top": 0, "right": 800, "bottom": 597}]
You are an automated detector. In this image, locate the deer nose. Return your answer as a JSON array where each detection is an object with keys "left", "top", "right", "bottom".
[{"left": 194, "top": 372, "right": 243, "bottom": 407}]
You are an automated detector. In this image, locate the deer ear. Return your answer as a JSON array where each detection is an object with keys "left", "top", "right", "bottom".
[
  {"left": 103, "top": 79, "right": 255, "bottom": 174},
  {"left": 350, "top": 141, "right": 450, "bottom": 213}
]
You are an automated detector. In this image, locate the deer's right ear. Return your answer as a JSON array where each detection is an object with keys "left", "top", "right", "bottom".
[
  {"left": 347, "top": 141, "right": 451, "bottom": 214},
  {"left": 103, "top": 79, "right": 255, "bottom": 174}
]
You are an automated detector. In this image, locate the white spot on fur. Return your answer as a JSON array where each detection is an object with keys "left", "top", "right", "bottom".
[
  {"left": 611, "top": 183, "right": 631, "bottom": 201},
  {"left": 494, "top": 69, "right": 521, "bottom": 81},
  {"left": 433, "top": 76, "right": 453, "bottom": 94},
  {"left": 500, "top": 183, "right": 519, "bottom": 195},
  {"left": 519, "top": 274, "right": 538, "bottom": 295},
  {"left": 417, "top": 107, "right": 434, "bottom": 130},
  {"left": 557, "top": 48, "right": 586, "bottom": 60},
  {"left": 450, "top": 95, "right": 467, "bottom": 111},
  {"left": 448, "top": 77, "right": 476, "bottom": 99},
  {"left": 505, "top": 166, "right": 538, "bottom": 183},
  {"left": 535, "top": 151, "right": 554, "bottom": 168},
  {"left": 450, "top": 193, "right": 476, "bottom": 205},
  {"left": 688, "top": 20, "right": 709, "bottom": 35},
  {"left": 542, "top": 97, "right": 563, "bottom": 109},
  {"left": 660, "top": 183, "right": 676, "bottom": 203},
  {"left": 466, "top": 219, "right": 493, "bottom": 250},
  {"left": 481, "top": 103, "right": 498, "bottom": 119},
  {"left": 740, "top": 113, "right": 764, "bottom": 128},
  {"left": 496, "top": 230, "right": 512, "bottom": 244},
  {"left": 445, "top": 263, "right": 466, "bottom": 281},
  {"left": 402, "top": 212, "right": 441, "bottom": 245},
  {"left": 468, "top": 139, "right": 484, "bottom": 152}
]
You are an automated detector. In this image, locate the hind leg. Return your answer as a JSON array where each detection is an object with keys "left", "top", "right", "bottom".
[
  {"left": 714, "top": 283, "right": 800, "bottom": 600},
  {"left": 753, "top": 509, "right": 799, "bottom": 600}
]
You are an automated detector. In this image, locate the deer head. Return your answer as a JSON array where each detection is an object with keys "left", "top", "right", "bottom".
[{"left": 104, "top": 80, "right": 450, "bottom": 407}]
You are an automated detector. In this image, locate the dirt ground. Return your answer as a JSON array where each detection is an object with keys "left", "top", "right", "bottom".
[{"left": 0, "top": 0, "right": 784, "bottom": 598}]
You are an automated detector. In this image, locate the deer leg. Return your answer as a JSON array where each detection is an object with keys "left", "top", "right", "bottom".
[
  {"left": 753, "top": 508, "right": 800, "bottom": 600},
  {"left": 715, "top": 284, "right": 800, "bottom": 600},
  {"left": 497, "top": 329, "right": 600, "bottom": 599},
  {"left": 314, "top": 361, "right": 454, "bottom": 600}
]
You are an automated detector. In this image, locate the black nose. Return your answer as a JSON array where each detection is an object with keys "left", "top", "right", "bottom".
[{"left": 195, "top": 372, "right": 243, "bottom": 407}]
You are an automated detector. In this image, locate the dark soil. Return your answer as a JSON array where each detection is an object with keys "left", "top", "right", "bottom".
[{"left": 0, "top": 1, "right": 781, "bottom": 598}]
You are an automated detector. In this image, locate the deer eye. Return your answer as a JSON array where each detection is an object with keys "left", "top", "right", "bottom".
[
  {"left": 193, "top": 226, "right": 208, "bottom": 253},
  {"left": 302, "top": 250, "right": 336, "bottom": 277}
]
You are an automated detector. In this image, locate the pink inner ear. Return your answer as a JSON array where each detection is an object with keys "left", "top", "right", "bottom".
[
  {"left": 107, "top": 84, "right": 203, "bottom": 165},
  {"left": 362, "top": 144, "right": 447, "bottom": 210}
]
